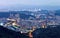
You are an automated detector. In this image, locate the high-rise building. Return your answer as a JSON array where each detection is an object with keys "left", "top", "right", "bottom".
[{"left": 15, "top": 13, "right": 20, "bottom": 25}]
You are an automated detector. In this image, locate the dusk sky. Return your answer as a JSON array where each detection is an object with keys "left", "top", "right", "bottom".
[{"left": 0, "top": 0, "right": 60, "bottom": 10}]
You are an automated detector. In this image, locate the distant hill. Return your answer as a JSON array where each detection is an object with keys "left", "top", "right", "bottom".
[
  {"left": 55, "top": 10, "right": 60, "bottom": 16},
  {"left": 0, "top": 10, "right": 60, "bottom": 19},
  {"left": 0, "top": 11, "right": 35, "bottom": 19}
]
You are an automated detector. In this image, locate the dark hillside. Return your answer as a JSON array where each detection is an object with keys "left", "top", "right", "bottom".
[
  {"left": 0, "top": 26, "right": 29, "bottom": 38},
  {"left": 33, "top": 25, "right": 60, "bottom": 38}
]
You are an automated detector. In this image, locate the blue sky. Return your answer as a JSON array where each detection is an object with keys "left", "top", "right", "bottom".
[{"left": 0, "top": 0, "right": 60, "bottom": 10}]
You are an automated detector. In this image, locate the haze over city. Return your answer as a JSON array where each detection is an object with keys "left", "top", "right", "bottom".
[{"left": 0, "top": 0, "right": 60, "bottom": 10}]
